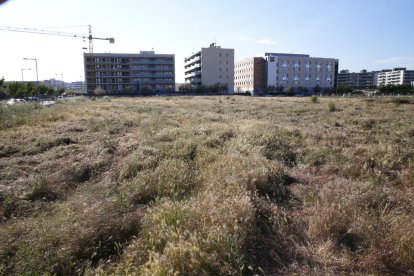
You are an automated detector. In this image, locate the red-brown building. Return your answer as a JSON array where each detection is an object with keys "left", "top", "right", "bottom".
[{"left": 234, "top": 57, "right": 266, "bottom": 94}]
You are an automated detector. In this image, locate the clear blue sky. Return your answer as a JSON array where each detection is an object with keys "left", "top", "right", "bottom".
[{"left": 0, "top": 0, "right": 413, "bottom": 83}]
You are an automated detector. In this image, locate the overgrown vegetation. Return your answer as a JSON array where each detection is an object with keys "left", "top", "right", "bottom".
[{"left": 1, "top": 96, "right": 413, "bottom": 275}]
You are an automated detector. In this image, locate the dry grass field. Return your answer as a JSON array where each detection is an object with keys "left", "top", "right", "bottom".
[{"left": 0, "top": 96, "right": 413, "bottom": 275}]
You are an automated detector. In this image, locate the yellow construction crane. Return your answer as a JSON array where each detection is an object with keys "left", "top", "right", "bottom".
[{"left": 0, "top": 25, "right": 114, "bottom": 53}]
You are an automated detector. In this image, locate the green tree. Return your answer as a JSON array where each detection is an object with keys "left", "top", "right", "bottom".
[
  {"left": 266, "top": 85, "right": 276, "bottom": 95},
  {"left": 219, "top": 83, "right": 228, "bottom": 94},
  {"left": 7, "top": 82, "right": 25, "bottom": 98},
  {"left": 124, "top": 85, "right": 134, "bottom": 93},
  {"left": 55, "top": 88, "right": 65, "bottom": 96},
  {"left": 93, "top": 87, "right": 105, "bottom": 96},
  {"left": 36, "top": 84, "right": 49, "bottom": 96},
  {"left": 195, "top": 84, "right": 207, "bottom": 94},
  {"left": 0, "top": 77, "right": 7, "bottom": 99},
  {"left": 25, "top": 82, "right": 36, "bottom": 97},
  {"left": 338, "top": 83, "right": 353, "bottom": 94},
  {"left": 323, "top": 87, "right": 335, "bottom": 95},
  {"left": 297, "top": 86, "right": 308, "bottom": 95},
  {"left": 212, "top": 83, "right": 221, "bottom": 94},
  {"left": 313, "top": 85, "right": 321, "bottom": 95},
  {"left": 285, "top": 86, "right": 295, "bottom": 96},
  {"left": 179, "top": 83, "right": 191, "bottom": 94}
]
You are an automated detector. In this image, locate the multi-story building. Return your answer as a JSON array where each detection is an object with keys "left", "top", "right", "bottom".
[
  {"left": 43, "top": 79, "right": 65, "bottom": 90},
  {"left": 84, "top": 51, "right": 175, "bottom": 94},
  {"left": 375, "top": 68, "right": 414, "bottom": 86},
  {"left": 184, "top": 43, "right": 234, "bottom": 93},
  {"left": 338, "top": 69, "right": 376, "bottom": 89},
  {"left": 265, "top": 53, "right": 339, "bottom": 92},
  {"left": 66, "top": 81, "right": 86, "bottom": 93},
  {"left": 234, "top": 57, "right": 266, "bottom": 94}
]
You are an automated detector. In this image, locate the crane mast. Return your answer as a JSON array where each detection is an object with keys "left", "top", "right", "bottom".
[{"left": 0, "top": 25, "right": 114, "bottom": 53}]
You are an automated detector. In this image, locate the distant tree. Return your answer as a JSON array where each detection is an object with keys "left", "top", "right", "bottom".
[
  {"left": 219, "top": 83, "right": 228, "bottom": 94},
  {"left": 323, "top": 87, "right": 335, "bottom": 95},
  {"left": 266, "top": 85, "right": 276, "bottom": 95},
  {"left": 124, "top": 85, "right": 134, "bottom": 94},
  {"left": 140, "top": 85, "right": 150, "bottom": 95},
  {"left": 297, "top": 86, "right": 308, "bottom": 95},
  {"left": 212, "top": 83, "right": 221, "bottom": 94},
  {"left": 236, "top": 86, "right": 242, "bottom": 94},
  {"left": 94, "top": 87, "right": 105, "bottom": 96},
  {"left": 337, "top": 83, "right": 353, "bottom": 94},
  {"left": 179, "top": 83, "right": 191, "bottom": 94},
  {"left": 55, "top": 88, "right": 65, "bottom": 96},
  {"left": 0, "top": 77, "right": 7, "bottom": 99},
  {"left": 285, "top": 86, "right": 295, "bottom": 96},
  {"left": 35, "top": 84, "right": 49, "bottom": 97},
  {"left": 195, "top": 84, "right": 207, "bottom": 94},
  {"left": 7, "top": 82, "right": 25, "bottom": 98},
  {"left": 165, "top": 86, "right": 175, "bottom": 93},
  {"left": 276, "top": 86, "right": 284, "bottom": 94},
  {"left": 25, "top": 82, "right": 36, "bottom": 96},
  {"left": 313, "top": 85, "right": 321, "bottom": 95}
]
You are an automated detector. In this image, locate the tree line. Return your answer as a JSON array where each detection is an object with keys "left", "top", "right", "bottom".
[
  {"left": 378, "top": 84, "right": 414, "bottom": 95},
  {"left": 248, "top": 83, "right": 414, "bottom": 96},
  {"left": 0, "top": 78, "right": 70, "bottom": 99},
  {"left": 178, "top": 83, "right": 229, "bottom": 94}
]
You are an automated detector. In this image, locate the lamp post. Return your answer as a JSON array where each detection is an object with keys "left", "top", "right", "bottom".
[
  {"left": 21, "top": 68, "right": 31, "bottom": 82},
  {"left": 23, "top": 58, "right": 38, "bottom": 85}
]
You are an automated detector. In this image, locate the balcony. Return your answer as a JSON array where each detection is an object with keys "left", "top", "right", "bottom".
[
  {"left": 185, "top": 71, "right": 201, "bottom": 78},
  {"left": 184, "top": 52, "right": 201, "bottom": 63},
  {"left": 131, "top": 60, "right": 174, "bottom": 65}
]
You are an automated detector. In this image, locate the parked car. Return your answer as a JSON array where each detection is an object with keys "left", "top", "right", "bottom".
[
  {"left": 24, "top": 96, "right": 39, "bottom": 102},
  {"left": 6, "top": 98, "right": 27, "bottom": 105}
]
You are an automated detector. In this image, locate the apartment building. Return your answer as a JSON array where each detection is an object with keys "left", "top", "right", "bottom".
[
  {"left": 184, "top": 43, "right": 234, "bottom": 93},
  {"left": 234, "top": 57, "right": 266, "bottom": 93},
  {"left": 265, "top": 53, "right": 339, "bottom": 92},
  {"left": 338, "top": 69, "right": 376, "bottom": 89},
  {"left": 375, "top": 68, "right": 414, "bottom": 86},
  {"left": 84, "top": 51, "right": 175, "bottom": 94}
]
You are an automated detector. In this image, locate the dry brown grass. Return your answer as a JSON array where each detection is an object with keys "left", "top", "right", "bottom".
[{"left": 0, "top": 95, "right": 413, "bottom": 275}]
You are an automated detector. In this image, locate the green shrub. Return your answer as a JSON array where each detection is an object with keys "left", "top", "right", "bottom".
[
  {"left": 310, "top": 95, "right": 318, "bottom": 103},
  {"left": 328, "top": 102, "right": 336, "bottom": 112}
]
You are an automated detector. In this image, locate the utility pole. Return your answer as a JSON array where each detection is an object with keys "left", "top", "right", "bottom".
[{"left": 23, "top": 58, "right": 38, "bottom": 85}]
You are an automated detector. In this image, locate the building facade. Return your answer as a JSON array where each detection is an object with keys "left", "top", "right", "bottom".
[
  {"left": 338, "top": 69, "right": 376, "bottom": 89},
  {"left": 375, "top": 68, "right": 414, "bottom": 86},
  {"left": 184, "top": 44, "right": 234, "bottom": 93},
  {"left": 65, "top": 81, "right": 86, "bottom": 93},
  {"left": 265, "top": 53, "right": 339, "bottom": 93},
  {"left": 84, "top": 51, "right": 175, "bottom": 94},
  {"left": 234, "top": 57, "right": 266, "bottom": 94}
]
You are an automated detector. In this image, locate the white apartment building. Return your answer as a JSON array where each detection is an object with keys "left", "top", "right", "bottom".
[
  {"left": 375, "top": 68, "right": 414, "bottom": 86},
  {"left": 184, "top": 43, "right": 234, "bottom": 93},
  {"left": 265, "top": 53, "right": 338, "bottom": 91}
]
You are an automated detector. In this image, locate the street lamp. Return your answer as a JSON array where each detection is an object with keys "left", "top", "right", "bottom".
[
  {"left": 23, "top": 58, "right": 38, "bottom": 85},
  {"left": 21, "top": 68, "right": 31, "bottom": 82}
]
